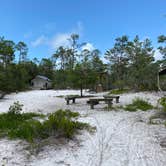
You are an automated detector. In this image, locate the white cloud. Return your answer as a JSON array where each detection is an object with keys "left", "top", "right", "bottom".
[
  {"left": 31, "top": 35, "right": 47, "bottom": 47},
  {"left": 30, "top": 22, "right": 84, "bottom": 49},
  {"left": 50, "top": 22, "right": 84, "bottom": 49},
  {"left": 81, "top": 43, "right": 95, "bottom": 51},
  {"left": 154, "top": 50, "right": 163, "bottom": 61},
  {"left": 50, "top": 33, "right": 71, "bottom": 49}
]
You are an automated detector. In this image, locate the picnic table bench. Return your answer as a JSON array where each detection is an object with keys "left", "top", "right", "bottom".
[
  {"left": 103, "top": 95, "right": 120, "bottom": 103},
  {"left": 65, "top": 95, "right": 80, "bottom": 105},
  {"left": 88, "top": 98, "right": 113, "bottom": 109}
]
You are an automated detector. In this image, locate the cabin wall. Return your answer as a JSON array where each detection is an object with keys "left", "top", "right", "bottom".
[{"left": 31, "top": 78, "right": 52, "bottom": 89}]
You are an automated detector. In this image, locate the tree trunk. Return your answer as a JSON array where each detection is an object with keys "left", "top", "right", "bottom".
[{"left": 80, "top": 83, "right": 83, "bottom": 97}]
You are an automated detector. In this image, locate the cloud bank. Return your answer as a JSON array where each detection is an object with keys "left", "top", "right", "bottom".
[{"left": 31, "top": 22, "right": 84, "bottom": 50}]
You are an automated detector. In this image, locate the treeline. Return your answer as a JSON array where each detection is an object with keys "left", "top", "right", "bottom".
[
  {"left": 0, "top": 37, "right": 54, "bottom": 92},
  {"left": 0, "top": 34, "right": 166, "bottom": 93}
]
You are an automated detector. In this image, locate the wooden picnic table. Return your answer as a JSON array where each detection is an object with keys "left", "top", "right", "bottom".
[
  {"left": 88, "top": 98, "right": 113, "bottom": 109},
  {"left": 65, "top": 95, "right": 79, "bottom": 105},
  {"left": 65, "top": 95, "right": 96, "bottom": 105},
  {"left": 103, "top": 95, "right": 120, "bottom": 103}
]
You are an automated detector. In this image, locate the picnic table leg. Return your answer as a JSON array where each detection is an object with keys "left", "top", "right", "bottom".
[
  {"left": 107, "top": 100, "right": 112, "bottom": 108},
  {"left": 73, "top": 98, "right": 75, "bottom": 103},
  {"left": 90, "top": 102, "right": 94, "bottom": 109},
  {"left": 116, "top": 97, "right": 119, "bottom": 103},
  {"left": 66, "top": 99, "right": 69, "bottom": 105}
]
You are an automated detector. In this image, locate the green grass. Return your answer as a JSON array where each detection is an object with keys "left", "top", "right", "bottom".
[
  {"left": 0, "top": 106, "right": 92, "bottom": 142},
  {"left": 124, "top": 97, "right": 153, "bottom": 112},
  {"left": 0, "top": 111, "right": 45, "bottom": 141},
  {"left": 108, "top": 89, "right": 129, "bottom": 95},
  {"left": 158, "top": 97, "right": 166, "bottom": 112}
]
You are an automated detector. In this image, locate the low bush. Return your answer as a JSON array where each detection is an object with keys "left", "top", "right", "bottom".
[
  {"left": 158, "top": 97, "right": 166, "bottom": 112},
  {"left": 109, "top": 89, "right": 129, "bottom": 95},
  {"left": 0, "top": 103, "right": 92, "bottom": 142},
  {"left": 0, "top": 102, "right": 45, "bottom": 141},
  {"left": 124, "top": 98, "right": 153, "bottom": 112},
  {"left": 8, "top": 101, "right": 23, "bottom": 115},
  {"left": 124, "top": 104, "right": 137, "bottom": 112},
  {"left": 43, "top": 109, "right": 88, "bottom": 138}
]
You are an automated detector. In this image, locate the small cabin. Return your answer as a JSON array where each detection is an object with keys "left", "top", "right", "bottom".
[{"left": 31, "top": 75, "right": 52, "bottom": 90}]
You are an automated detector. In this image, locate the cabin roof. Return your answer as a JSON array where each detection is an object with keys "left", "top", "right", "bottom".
[{"left": 33, "top": 75, "right": 51, "bottom": 81}]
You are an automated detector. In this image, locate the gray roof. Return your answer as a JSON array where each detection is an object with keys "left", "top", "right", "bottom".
[{"left": 35, "top": 75, "right": 51, "bottom": 81}]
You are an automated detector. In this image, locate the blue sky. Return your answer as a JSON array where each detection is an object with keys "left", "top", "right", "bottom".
[{"left": 0, "top": 0, "right": 166, "bottom": 61}]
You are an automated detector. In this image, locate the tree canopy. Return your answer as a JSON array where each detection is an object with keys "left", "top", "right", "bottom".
[{"left": 0, "top": 34, "right": 165, "bottom": 93}]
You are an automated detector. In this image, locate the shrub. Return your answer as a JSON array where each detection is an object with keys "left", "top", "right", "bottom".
[
  {"left": 8, "top": 101, "right": 23, "bottom": 115},
  {"left": 0, "top": 108, "right": 92, "bottom": 142},
  {"left": 158, "top": 97, "right": 166, "bottom": 112},
  {"left": 125, "top": 104, "right": 137, "bottom": 112},
  {"left": 43, "top": 109, "right": 89, "bottom": 138},
  {"left": 124, "top": 98, "right": 153, "bottom": 112},
  {"left": 109, "top": 89, "right": 129, "bottom": 95},
  {"left": 8, "top": 120, "right": 44, "bottom": 142}
]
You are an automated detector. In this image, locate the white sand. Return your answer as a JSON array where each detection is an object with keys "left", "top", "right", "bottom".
[{"left": 0, "top": 90, "right": 166, "bottom": 166}]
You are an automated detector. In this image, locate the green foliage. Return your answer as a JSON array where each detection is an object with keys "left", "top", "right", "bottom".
[
  {"left": 9, "top": 120, "right": 43, "bottom": 142},
  {"left": 0, "top": 107, "right": 91, "bottom": 142},
  {"left": 0, "top": 34, "right": 164, "bottom": 93},
  {"left": 158, "top": 35, "right": 166, "bottom": 59},
  {"left": 109, "top": 89, "right": 129, "bottom": 94},
  {"left": 0, "top": 103, "right": 44, "bottom": 141},
  {"left": 0, "top": 62, "right": 35, "bottom": 92},
  {"left": 8, "top": 101, "right": 23, "bottom": 115},
  {"left": 105, "top": 35, "right": 158, "bottom": 91},
  {"left": 0, "top": 36, "right": 41, "bottom": 93},
  {"left": 0, "top": 37, "right": 15, "bottom": 66},
  {"left": 158, "top": 97, "right": 166, "bottom": 111},
  {"left": 16, "top": 41, "right": 28, "bottom": 63},
  {"left": 125, "top": 98, "right": 153, "bottom": 112},
  {"left": 126, "top": 36, "right": 156, "bottom": 90},
  {"left": 39, "top": 58, "right": 54, "bottom": 80},
  {"left": 105, "top": 36, "right": 129, "bottom": 90},
  {"left": 43, "top": 109, "right": 87, "bottom": 138},
  {"left": 124, "top": 104, "right": 138, "bottom": 112}
]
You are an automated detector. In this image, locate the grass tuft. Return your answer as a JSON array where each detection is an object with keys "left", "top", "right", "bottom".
[
  {"left": 109, "top": 89, "right": 129, "bottom": 95},
  {"left": 158, "top": 97, "right": 166, "bottom": 112},
  {"left": 124, "top": 97, "right": 153, "bottom": 112},
  {"left": 42, "top": 109, "right": 88, "bottom": 138}
]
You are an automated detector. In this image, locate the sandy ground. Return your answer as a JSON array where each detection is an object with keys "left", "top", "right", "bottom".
[{"left": 0, "top": 90, "right": 166, "bottom": 166}]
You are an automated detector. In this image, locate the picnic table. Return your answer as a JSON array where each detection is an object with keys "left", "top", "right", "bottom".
[
  {"left": 65, "top": 95, "right": 96, "bottom": 105},
  {"left": 88, "top": 98, "right": 113, "bottom": 109},
  {"left": 103, "top": 95, "right": 120, "bottom": 103},
  {"left": 65, "top": 95, "right": 80, "bottom": 105}
]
